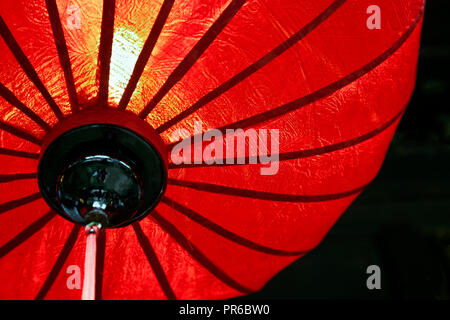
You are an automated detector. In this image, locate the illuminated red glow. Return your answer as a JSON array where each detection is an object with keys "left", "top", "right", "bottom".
[{"left": 0, "top": 0, "right": 424, "bottom": 299}]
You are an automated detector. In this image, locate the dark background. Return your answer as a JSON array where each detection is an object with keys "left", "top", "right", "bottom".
[{"left": 239, "top": 0, "right": 450, "bottom": 300}]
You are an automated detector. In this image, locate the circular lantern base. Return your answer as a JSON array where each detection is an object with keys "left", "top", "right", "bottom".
[{"left": 38, "top": 108, "right": 168, "bottom": 228}]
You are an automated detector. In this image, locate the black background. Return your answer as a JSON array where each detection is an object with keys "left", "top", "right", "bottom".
[{"left": 238, "top": 0, "right": 450, "bottom": 300}]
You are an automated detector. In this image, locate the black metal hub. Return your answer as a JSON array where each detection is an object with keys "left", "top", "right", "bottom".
[{"left": 38, "top": 124, "right": 166, "bottom": 228}]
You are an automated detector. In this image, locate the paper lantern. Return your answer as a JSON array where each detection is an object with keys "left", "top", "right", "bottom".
[{"left": 0, "top": 0, "right": 424, "bottom": 299}]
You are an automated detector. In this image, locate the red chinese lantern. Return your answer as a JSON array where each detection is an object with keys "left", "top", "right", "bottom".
[{"left": 0, "top": 0, "right": 424, "bottom": 299}]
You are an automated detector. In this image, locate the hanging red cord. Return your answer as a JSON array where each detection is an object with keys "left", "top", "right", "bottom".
[{"left": 82, "top": 223, "right": 101, "bottom": 300}]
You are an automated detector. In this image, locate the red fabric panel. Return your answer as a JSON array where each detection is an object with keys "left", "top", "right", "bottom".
[{"left": 0, "top": 0, "right": 71, "bottom": 118}]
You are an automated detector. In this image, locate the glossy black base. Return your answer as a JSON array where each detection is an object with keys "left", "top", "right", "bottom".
[{"left": 38, "top": 124, "right": 166, "bottom": 228}]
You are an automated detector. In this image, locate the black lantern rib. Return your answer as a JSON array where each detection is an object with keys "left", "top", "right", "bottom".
[
  {"left": 118, "top": 0, "right": 175, "bottom": 110},
  {"left": 35, "top": 224, "right": 81, "bottom": 300},
  {"left": 0, "top": 148, "right": 39, "bottom": 159},
  {"left": 0, "top": 82, "right": 51, "bottom": 131},
  {"left": 0, "top": 120, "right": 43, "bottom": 146},
  {"left": 97, "top": 0, "right": 116, "bottom": 106},
  {"left": 0, "top": 211, "right": 56, "bottom": 259},
  {"left": 45, "top": 0, "right": 79, "bottom": 113},
  {"left": 133, "top": 223, "right": 177, "bottom": 299},
  {"left": 156, "top": 0, "right": 347, "bottom": 133},
  {"left": 166, "top": 180, "right": 368, "bottom": 203},
  {"left": 150, "top": 210, "right": 254, "bottom": 294},
  {"left": 0, "top": 193, "right": 42, "bottom": 215},
  {"left": 162, "top": 196, "right": 307, "bottom": 256},
  {"left": 166, "top": 8, "right": 423, "bottom": 154},
  {"left": 0, "top": 173, "right": 36, "bottom": 183},
  {"left": 168, "top": 108, "right": 404, "bottom": 169},
  {"left": 138, "top": 0, "right": 247, "bottom": 119}
]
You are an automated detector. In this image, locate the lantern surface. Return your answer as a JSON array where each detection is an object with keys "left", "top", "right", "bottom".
[{"left": 0, "top": 0, "right": 424, "bottom": 299}]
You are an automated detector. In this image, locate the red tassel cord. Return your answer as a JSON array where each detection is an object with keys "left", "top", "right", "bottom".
[{"left": 82, "top": 223, "right": 102, "bottom": 300}]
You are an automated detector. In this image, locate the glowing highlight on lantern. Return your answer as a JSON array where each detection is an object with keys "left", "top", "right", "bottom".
[{"left": 109, "top": 28, "right": 143, "bottom": 104}]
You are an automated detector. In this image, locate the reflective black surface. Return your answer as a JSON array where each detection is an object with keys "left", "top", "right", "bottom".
[
  {"left": 38, "top": 124, "right": 166, "bottom": 228},
  {"left": 57, "top": 155, "right": 143, "bottom": 227}
]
